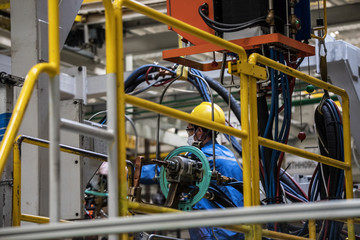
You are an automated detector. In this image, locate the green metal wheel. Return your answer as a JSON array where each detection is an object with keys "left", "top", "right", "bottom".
[{"left": 159, "top": 146, "right": 211, "bottom": 211}]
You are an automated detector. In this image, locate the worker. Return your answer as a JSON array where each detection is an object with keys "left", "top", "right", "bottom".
[
  {"left": 140, "top": 102, "right": 243, "bottom": 239},
  {"left": 186, "top": 102, "right": 244, "bottom": 240}
]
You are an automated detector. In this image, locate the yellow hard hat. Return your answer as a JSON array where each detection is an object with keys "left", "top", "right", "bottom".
[{"left": 190, "top": 102, "right": 226, "bottom": 125}]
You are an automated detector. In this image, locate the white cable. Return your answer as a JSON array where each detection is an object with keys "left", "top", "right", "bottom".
[
  {"left": 280, "top": 183, "right": 288, "bottom": 204},
  {"left": 88, "top": 110, "right": 107, "bottom": 121},
  {"left": 320, "top": 164, "right": 329, "bottom": 198}
]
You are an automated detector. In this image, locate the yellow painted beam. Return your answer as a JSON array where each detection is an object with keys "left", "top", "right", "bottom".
[
  {"left": 82, "top": 0, "right": 102, "bottom": 4},
  {"left": 0, "top": 3, "right": 9, "bottom": 9}
]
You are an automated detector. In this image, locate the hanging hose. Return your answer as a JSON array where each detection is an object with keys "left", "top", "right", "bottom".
[{"left": 314, "top": 98, "right": 345, "bottom": 240}]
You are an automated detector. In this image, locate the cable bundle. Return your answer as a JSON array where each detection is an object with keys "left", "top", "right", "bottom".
[
  {"left": 310, "top": 98, "right": 345, "bottom": 240},
  {"left": 111, "top": 64, "right": 243, "bottom": 156},
  {"left": 260, "top": 49, "right": 296, "bottom": 207}
]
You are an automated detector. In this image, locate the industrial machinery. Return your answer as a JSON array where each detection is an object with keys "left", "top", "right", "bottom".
[{"left": 0, "top": 0, "right": 358, "bottom": 240}]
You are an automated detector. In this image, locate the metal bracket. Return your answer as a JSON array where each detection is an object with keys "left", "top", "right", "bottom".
[
  {"left": 228, "top": 61, "right": 267, "bottom": 80},
  {"left": 0, "top": 179, "right": 13, "bottom": 187},
  {"left": 0, "top": 72, "right": 24, "bottom": 87}
]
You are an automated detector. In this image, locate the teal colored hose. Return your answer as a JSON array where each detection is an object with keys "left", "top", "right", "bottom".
[{"left": 85, "top": 190, "right": 108, "bottom": 197}]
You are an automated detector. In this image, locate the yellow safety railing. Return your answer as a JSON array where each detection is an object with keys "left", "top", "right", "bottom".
[
  {"left": 116, "top": 0, "right": 354, "bottom": 239},
  {"left": 0, "top": 0, "right": 354, "bottom": 239},
  {"left": 12, "top": 135, "right": 136, "bottom": 226},
  {"left": 0, "top": 0, "right": 59, "bottom": 176},
  {"left": 12, "top": 135, "right": 108, "bottom": 226}
]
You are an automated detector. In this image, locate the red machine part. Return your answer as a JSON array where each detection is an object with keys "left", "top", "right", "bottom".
[
  {"left": 167, "top": 0, "right": 215, "bottom": 45},
  {"left": 165, "top": 0, "right": 315, "bottom": 71}
]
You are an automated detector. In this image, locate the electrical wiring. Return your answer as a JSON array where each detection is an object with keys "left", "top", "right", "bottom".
[
  {"left": 279, "top": 169, "right": 308, "bottom": 200},
  {"left": 130, "top": 77, "right": 174, "bottom": 96},
  {"left": 280, "top": 181, "right": 308, "bottom": 202},
  {"left": 256, "top": 49, "right": 310, "bottom": 235},
  {"left": 123, "top": 64, "right": 243, "bottom": 157},
  {"left": 198, "top": 4, "right": 266, "bottom": 33},
  {"left": 312, "top": 98, "right": 345, "bottom": 240},
  {"left": 88, "top": 110, "right": 107, "bottom": 121},
  {"left": 201, "top": 17, "right": 266, "bottom": 33}
]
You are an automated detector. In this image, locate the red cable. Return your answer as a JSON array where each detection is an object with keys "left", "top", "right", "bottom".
[
  {"left": 145, "top": 67, "right": 152, "bottom": 85},
  {"left": 285, "top": 191, "right": 306, "bottom": 203}
]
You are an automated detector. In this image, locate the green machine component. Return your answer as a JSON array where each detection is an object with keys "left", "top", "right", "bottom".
[{"left": 159, "top": 146, "right": 212, "bottom": 211}]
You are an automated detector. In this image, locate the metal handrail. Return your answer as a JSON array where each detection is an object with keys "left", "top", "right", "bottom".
[
  {"left": 0, "top": 0, "right": 59, "bottom": 185},
  {"left": 12, "top": 135, "right": 107, "bottom": 226},
  {"left": 248, "top": 52, "right": 354, "bottom": 239},
  {"left": 0, "top": 64, "right": 56, "bottom": 175},
  {"left": 12, "top": 134, "right": 132, "bottom": 226}
]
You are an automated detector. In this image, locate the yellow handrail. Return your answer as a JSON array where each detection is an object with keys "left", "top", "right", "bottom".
[
  {"left": 0, "top": 64, "right": 56, "bottom": 174},
  {"left": 20, "top": 214, "right": 70, "bottom": 224},
  {"left": 113, "top": 1, "right": 129, "bottom": 224},
  {"left": 248, "top": 53, "right": 353, "bottom": 239},
  {"left": 125, "top": 95, "right": 248, "bottom": 140},
  {"left": 12, "top": 135, "right": 111, "bottom": 226},
  {"left": 117, "top": 1, "right": 353, "bottom": 239},
  {"left": 0, "top": 0, "right": 60, "bottom": 176}
]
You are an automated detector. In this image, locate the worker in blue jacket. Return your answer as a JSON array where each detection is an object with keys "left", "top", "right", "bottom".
[
  {"left": 186, "top": 102, "right": 244, "bottom": 240},
  {"left": 141, "top": 102, "right": 244, "bottom": 240}
]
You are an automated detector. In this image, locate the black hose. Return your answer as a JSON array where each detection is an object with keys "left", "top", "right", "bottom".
[
  {"left": 208, "top": 185, "right": 237, "bottom": 208},
  {"left": 198, "top": 5, "right": 266, "bottom": 33}
]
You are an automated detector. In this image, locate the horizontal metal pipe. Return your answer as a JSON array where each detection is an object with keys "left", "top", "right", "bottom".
[
  {"left": 125, "top": 95, "right": 248, "bottom": 140},
  {"left": 258, "top": 137, "right": 350, "bottom": 170},
  {"left": 60, "top": 118, "right": 114, "bottom": 141},
  {"left": 128, "top": 201, "right": 180, "bottom": 214},
  {"left": 18, "top": 135, "right": 108, "bottom": 162},
  {"left": 2, "top": 199, "right": 360, "bottom": 240}
]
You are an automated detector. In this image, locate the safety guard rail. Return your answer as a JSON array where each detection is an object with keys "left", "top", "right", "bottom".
[{"left": 12, "top": 135, "right": 134, "bottom": 226}]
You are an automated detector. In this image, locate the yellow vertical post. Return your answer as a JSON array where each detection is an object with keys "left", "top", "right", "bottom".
[
  {"left": 103, "top": 0, "right": 116, "bottom": 73},
  {"left": 249, "top": 76, "right": 262, "bottom": 239},
  {"left": 249, "top": 76, "right": 260, "bottom": 207},
  {"left": 308, "top": 220, "right": 316, "bottom": 239},
  {"left": 239, "top": 73, "right": 252, "bottom": 239},
  {"left": 114, "top": 1, "right": 128, "bottom": 240},
  {"left": 343, "top": 95, "right": 354, "bottom": 240},
  {"left": 12, "top": 142, "right": 21, "bottom": 227},
  {"left": 48, "top": 0, "right": 60, "bottom": 72},
  {"left": 240, "top": 73, "right": 251, "bottom": 208}
]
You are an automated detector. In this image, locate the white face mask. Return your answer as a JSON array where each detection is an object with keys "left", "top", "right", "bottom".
[{"left": 187, "top": 133, "right": 195, "bottom": 146}]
